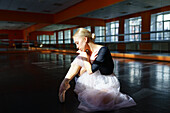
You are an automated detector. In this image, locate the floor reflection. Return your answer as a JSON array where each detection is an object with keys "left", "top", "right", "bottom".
[
  {"left": 0, "top": 52, "right": 170, "bottom": 113},
  {"left": 32, "top": 53, "right": 76, "bottom": 69}
]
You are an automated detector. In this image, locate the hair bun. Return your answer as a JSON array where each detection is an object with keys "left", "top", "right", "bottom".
[{"left": 91, "top": 33, "right": 96, "bottom": 40}]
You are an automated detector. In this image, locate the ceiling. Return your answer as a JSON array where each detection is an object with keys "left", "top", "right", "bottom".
[
  {"left": 0, "top": 0, "right": 169, "bottom": 31},
  {"left": 37, "top": 24, "right": 78, "bottom": 31},
  {"left": 0, "top": 0, "right": 83, "bottom": 14},
  {"left": 80, "top": 0, "right": 170, "bottom": 19},
  {"left": 0, "top": 21, "right": 34, "bottom": 30}
]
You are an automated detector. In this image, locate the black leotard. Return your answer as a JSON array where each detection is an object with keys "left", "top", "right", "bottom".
[{"left": 91, "top": 47, "right": 114, "bottom": 75}]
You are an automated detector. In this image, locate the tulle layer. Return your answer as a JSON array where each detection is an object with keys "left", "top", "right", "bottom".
[
  {"left": 74, "top": 71, "right": 136, "bottom": 112},
  {"left": 72, "top": 55, "right": 136, "bottom": 112}
]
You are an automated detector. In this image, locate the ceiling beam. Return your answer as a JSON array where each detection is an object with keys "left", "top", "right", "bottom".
[
  {"left": 23, "top": 0, "right": 123, "bottom": 35},
  {"left": 54, "top": 0, "right": 124, "bottom": 23},
  {"left": 1, "top": 0, "right": 124, "bottom": 35},
  {"left": 59, "top": 17, "right": 105, "bottom": 26},
  {"left": 0, "top": 9, "right": 54, "bottom": 23}
]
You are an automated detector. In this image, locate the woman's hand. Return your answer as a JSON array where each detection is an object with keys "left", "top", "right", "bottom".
[
  {"left": 77, "top": 50, "right": 93, "bottom": 74},
  {"left": 90, "top": 51, "right": 98, "bottom": 61}
]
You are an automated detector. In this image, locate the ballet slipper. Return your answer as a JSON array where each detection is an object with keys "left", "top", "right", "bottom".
[
  {"left": 59, "top": 90, "right": 66, "bottom": 102},
  {"left": 59, "top": 78, "right": 70, "bottom": 103}
]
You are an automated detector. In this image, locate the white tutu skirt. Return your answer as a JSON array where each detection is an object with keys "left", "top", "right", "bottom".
[{"left": 72, "top": 55, "right": 136, "bottom": 112}]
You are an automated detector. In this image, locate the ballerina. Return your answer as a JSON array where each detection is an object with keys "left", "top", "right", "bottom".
[{"left": 59, "top": 28, "right": 136, "bottom": 112}]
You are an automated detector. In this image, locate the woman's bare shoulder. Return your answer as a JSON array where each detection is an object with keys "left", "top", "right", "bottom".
[{"left": 96, "top": 44, "right": 104, "bottom": 49}]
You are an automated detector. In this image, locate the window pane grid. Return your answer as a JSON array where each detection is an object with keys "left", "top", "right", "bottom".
[
  {"left": 50, "top": 35, "right": 56, "bottom": 44},
  {"left": 73, "top": 29, "right": 78, "bottom": 36},
  {"left": 37, "top": 34, "right": 56, "bottom": 45},
  {"left": 84, "top": 26, "right": 91, "bottom": 32},
  {"left": 64, "top": 30, "right": 71, "bottom": 44},
  {"left": 150, "top": 11, "right": 170, "bottom": 40},
  {"left": 58, "top": 31, "right": 63, "bottom": 44},
  {"left": 95, "top": 26, "right": 105, "bottom": 42},
  {"left": 106, "top": 21, "right": 119, "bottom": 42},
  {"left": 125, "top": 17, "right": 141, "bottom": 41}
]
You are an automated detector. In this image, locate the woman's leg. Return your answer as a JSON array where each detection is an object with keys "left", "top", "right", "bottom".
[
  {"left": 59, "top": 63, "right": 81, "bottom": 102},
  {"left": 78, "top": 67, "right": 87, "bottom": 76},
  {"left": 65, "top": 64, "right": 81, "bottom": 80}
]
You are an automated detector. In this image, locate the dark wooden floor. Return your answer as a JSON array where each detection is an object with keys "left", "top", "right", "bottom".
[{"left": 0, "top": 52, "right": 170, "bottom": 113}]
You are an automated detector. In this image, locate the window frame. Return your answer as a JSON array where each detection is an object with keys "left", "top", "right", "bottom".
[
  {"left": 124, "top": 16, "right": 142, "bottom": 42},
  {"left": 150, "top": 11, "right": 170, "bottom": 40}
]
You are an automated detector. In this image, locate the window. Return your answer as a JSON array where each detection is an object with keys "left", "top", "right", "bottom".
[
  {"left": 73, "top": 28, "right": 78, "bottom": 36},
  {"left": 125, "top": 17, "right": 142, "bottom": 41},
  {"left": 58, "top": 31, "right": 63, "bottom": 44},
  {"left": 37, "top": 35, "right": 55, "bottom": 44},
  {"left": 37, "top": 35, "right": 40, "bottom": 44},
  {"left": 150, "top": 11, "right": 170, "bottom": 40},
  {"left": 106, "top": 21, "right": 119, "bottom": 42},
  {"left": 64, "top": 30, "right": 71, "bottom": 44},
  {"left": 95, "top": 26, "right": 105, "bottom": 42},
  {"left": 39, "top": 35, "right": 43, "bottom": 44},
  {"left": 84, "top": 26, "right": 91, "bottom": 32},
  {"left": 42, "top": 35, "right": 46, "bottom": 44},
  {"left": 46, "top": 35, "right": 50, "bottom": 44},
  {"left": 50, "top": 32, "right": 56, "bottom": 44},
  {"left": 37, "top": 35, "right": 49, "bottom": 44}
]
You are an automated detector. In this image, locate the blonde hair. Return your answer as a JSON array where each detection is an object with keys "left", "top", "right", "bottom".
[{"left": 73, "top": 28, "right": 95, "bottom": 42}]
